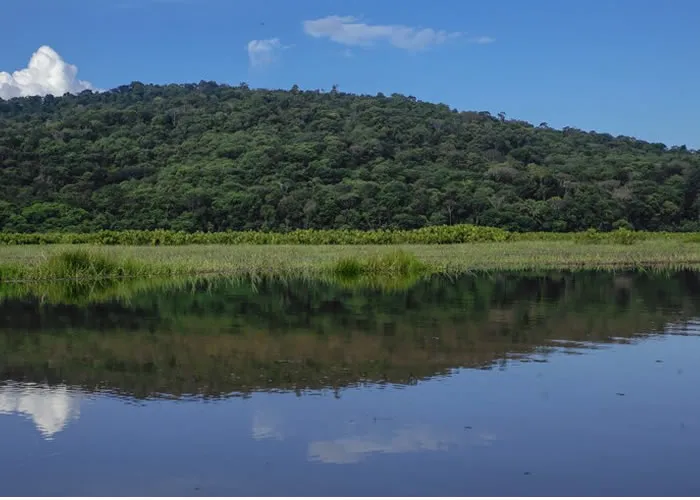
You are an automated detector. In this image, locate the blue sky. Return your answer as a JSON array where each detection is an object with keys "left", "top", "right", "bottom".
[{"left": 1, "top": 0, "right": 698, "bottom": 148}]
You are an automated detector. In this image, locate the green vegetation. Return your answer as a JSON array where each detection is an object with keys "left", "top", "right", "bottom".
[
  {"left": 0, "top": 248, "right": 175, "bottom": 281},
  {"left": 330, "top": 251, "right": 429, "bottom": 290},
  {"left": 0, "top": 226, "right": 695, "bottom": 246},
  {"left": 331, "top": 250, "right": 428, "bottom": 278},
  {"left": 39, "top": 250, "right": 144, "bottom": 279},
  {"left": 2, "top": 240, "right": 700, "bottom": 283},
  {"left": 1, "top": 82, "right": 699, "bottom": 234},
  {"left": 0, "top": 225, "right": 510, "bottom": 245},
  {"left": 2, "top": 271, "right": 698, "bottom": 397}
]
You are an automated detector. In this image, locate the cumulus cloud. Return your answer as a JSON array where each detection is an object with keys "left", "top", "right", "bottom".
[
  {"left": 246, "top": 38, "right": 288, "bottom": 68},
  {"left": 303, "top": 15, "right": 462, "bottom": 51},
  {"left": 0, "top": 46, "right": 95, "bottom": 100}
]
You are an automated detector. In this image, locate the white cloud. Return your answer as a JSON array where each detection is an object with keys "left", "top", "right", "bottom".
[
  {"left": 303, "top": 15, "right": 462, "bottom": 51},
  {"left": 0, "top": 46, "right": 95, "bottom": 100},
  {"left": 470, "top": 36, "right": 496, "bottom": 45},
  {"left": 246, "top": 38, "right": 286, "bottom": 68}
]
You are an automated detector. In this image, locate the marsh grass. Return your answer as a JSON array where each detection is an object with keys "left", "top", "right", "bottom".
[
  {"left": 331, "top": 250, "right": 429, "bottom": 277},
  {"left": 2, "top": 240, "right": 700, "bottom": 284},
  {"left": 329, "top": 250, "right": 431, "bottom": 290},
  {"left": 2, "top": 249, "right": 178, "bottom": 281},
  {"left": 43, "top": 250, "right": 140, "bottom": 279}
]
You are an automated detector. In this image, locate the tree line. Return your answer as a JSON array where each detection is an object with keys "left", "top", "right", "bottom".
[{"left": 1, "top": 81, "right": 699, "bottom": 233}]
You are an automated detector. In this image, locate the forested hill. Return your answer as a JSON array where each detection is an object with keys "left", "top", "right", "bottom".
[{"left": 1, "top": 81, "right": 699, "bottom": 233}]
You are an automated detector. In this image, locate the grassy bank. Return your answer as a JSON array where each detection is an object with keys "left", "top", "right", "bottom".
[{"left": 2, "top": 240, "right": 700, "bottom": 282}]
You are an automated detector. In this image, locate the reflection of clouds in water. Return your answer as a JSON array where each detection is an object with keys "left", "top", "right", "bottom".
[
  {"left": 251, "top": 411, "right": 284, "bottom": 441},
  {"left": 0, "top": 382, "right": 81, "bottom": 439},
  {"left": 309, "top": 424, "right": 495, "bottom": 464}
]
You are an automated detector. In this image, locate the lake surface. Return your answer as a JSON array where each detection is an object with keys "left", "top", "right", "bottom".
[{"left": 1, "top": 271, "right": 700, "bottom": 496}]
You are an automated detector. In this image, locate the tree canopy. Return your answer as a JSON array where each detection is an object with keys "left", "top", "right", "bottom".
[{"left": 1, "top": 81, "right": 699, "bottom": 233}]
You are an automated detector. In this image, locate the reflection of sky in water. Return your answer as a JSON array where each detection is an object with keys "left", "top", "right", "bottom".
[
  {"left": 251, "top": 410, "right": 284, "bottom": 441},
  {"left": 0, "top": 382, "right": 81, "bottom": 439},
  {"left": 308, "top": 425, "right": 487, "bottom": 464},
  {"left": 252, "top": 405, "right": 498, "bottom": 464},
  {"left": 0, "top": 334, "right": 699, "bottom": 495}
]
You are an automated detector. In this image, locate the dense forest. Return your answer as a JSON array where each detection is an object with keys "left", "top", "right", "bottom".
[{"left": 1, "top": 81, "right": 699, "bottom": 233}]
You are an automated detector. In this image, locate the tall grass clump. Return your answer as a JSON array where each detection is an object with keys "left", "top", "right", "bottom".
[
  {"left": 330, "top": 250, "right": 430, "bottom": 278},
  {"left": 329, "top": 251, "right": 431, "bottom": 290},
  {"left": 332, "top": 257, "right": 365, "bottom": 279},
  {"left": 39, "top": 250, "right": 143, "bottom": 279}
]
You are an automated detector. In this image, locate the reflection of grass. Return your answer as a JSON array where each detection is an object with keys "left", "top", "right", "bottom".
[
  {"left": 2, "top": 270, "right": 699, "bottom": 398},
  {"left": 0, "top": 277, "right": 202, "bottom": 305},
  {"left": 2, "top": 241, "right": 700, "bottom": 283},
  {"left": 327, "top": 273, "right": 425, "bottom": 292},
  {"left": 0, "top": 272, "right": 428, "bottom": 305}
]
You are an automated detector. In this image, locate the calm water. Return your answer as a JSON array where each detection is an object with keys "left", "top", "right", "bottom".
[{"left": 1, "top": 272, "right": 700, "bottom": 496}]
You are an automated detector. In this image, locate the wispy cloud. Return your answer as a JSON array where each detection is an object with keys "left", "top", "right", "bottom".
[
  {"left": 303, "top": 15, "right": 462, "bottom": 51},
  {"left": 246, "top": 38, "right": 289, "bottom": 68},
  {"left": 470, "top": 36, "right": 496, "bottom": 45},
  {"left": 0, "top": 46, "right": 95, "bottom": 100}
]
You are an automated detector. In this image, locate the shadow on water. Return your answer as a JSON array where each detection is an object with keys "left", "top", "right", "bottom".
[{"left": 2, "top": 270, "right": 700, "bottom": 399}]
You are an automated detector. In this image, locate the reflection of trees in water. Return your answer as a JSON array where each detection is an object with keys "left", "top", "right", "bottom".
[{"left": 1, "top": 271, "right": 700, "bottom": 399}]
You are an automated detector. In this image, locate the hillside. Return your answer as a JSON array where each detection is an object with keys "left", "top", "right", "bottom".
[{"left": 1, "top": 81, "right": 699, "bottom": 233}]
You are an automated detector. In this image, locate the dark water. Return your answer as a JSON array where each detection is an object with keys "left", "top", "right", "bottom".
[{"left": 1, "top": 271, "right": 700, "bottom": 496}]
